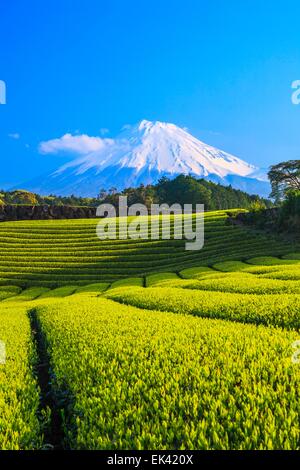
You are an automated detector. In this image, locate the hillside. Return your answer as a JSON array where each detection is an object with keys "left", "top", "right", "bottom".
[
  {"left": 0, "top": 210, "right": 297, "bottom": 287},
  {"left": 0, "top": 175, "right": 271, "bottom": 216},
  {"left": 1, "top": 245, "right": 300, "bottom": 449},
  {"left": 1, "top": 210, "right": 300, "bottom": 450}
]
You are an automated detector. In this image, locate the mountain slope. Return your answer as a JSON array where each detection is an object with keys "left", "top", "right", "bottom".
[{"left": 21, "top": 120, "right": 270, "bottom": 197}]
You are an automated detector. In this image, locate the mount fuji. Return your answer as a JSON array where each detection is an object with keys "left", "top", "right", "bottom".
[{"left": 21, "top": 120, "right": 270, "bottom": 197}]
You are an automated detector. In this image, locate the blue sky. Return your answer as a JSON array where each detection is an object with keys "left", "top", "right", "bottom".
[{"left": 0, "top": 0, "right": 300, "bottom": 189}]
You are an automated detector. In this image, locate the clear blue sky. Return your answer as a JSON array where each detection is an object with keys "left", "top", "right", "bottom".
[{"left": 0, "top": 0, "right": 300, "bottom": 188}]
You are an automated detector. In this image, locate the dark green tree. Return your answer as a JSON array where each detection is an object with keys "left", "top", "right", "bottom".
[
  {"left": 268, "top": 160, "right": 300, "bottom": 201},
  {"left": 156, "top": 175, "right": 212, "bottom": 208}
]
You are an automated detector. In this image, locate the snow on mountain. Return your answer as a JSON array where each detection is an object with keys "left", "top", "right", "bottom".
[{"left": 20, "top": 120, "right": 270, "bottom": 197}]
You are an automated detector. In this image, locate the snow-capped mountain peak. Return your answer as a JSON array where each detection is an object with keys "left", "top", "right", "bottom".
[{"left": 19, "top": 120, "right": 270, "bottom": 197}]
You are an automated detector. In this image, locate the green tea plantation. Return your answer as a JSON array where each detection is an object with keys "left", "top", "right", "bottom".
[{"left": 0, "top": 210, "right": 300, "bottom": 449}]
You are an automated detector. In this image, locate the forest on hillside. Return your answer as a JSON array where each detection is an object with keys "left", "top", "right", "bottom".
[{"left": 0, "top": 175, "right": 271, "bottom": 211}]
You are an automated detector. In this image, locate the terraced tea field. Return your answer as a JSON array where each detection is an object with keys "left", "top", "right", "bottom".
[
  {"left": 0, "top": 210, "right": 297, "bottom": 287},
  {"left": 1, "top": 211, "right": 300, "bottom": 450}
]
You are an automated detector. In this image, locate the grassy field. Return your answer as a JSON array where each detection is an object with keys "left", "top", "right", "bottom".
[{"left": 0, "top": 211, "right": 300, "bottom": 449}]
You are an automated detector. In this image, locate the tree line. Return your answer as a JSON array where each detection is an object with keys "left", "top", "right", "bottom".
[
  {"left": 100, "top": 175, "right": 271, "bottom": 211},
  {"left": 0, "top": 175, "right": 271, "bottom": 211}
]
